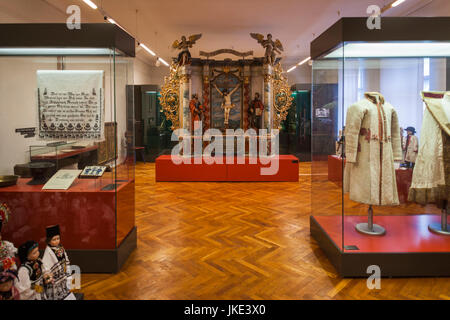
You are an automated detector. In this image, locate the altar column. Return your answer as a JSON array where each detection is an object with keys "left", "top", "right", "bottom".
[
  {"left": 180, "top": 65, "right": 191, "bottom": 132},
  {"left": 202, "top": 62, "right": 210, "bottom": 131},
  {"left": 263, "top": 64, "right": 273, "bottom": 132},
  {"left": 243, "top": 62, "right": 251, "bottom": 130}
]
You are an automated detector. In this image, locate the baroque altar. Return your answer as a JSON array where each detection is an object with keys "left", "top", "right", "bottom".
[{"left": 160, "top": 34, "right": 293, "bottom": 138}]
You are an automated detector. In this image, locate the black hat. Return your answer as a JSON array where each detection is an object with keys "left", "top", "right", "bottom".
[
  {"left": 406, "top": 126, "right": 416, "bottom": 134},
  {"left": 18, "top": 241, "right": 39, "bottom": 263},
  {"left": 46, "top": 225, "right": 60, "bottom": 240}
]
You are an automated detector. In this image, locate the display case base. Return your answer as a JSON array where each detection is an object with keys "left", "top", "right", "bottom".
[
  {"left": 310, "top": 215, "right": 450, "bottom": 277},
  {"left": 67, "top": 226, "right": 137, "bottom": 273}
]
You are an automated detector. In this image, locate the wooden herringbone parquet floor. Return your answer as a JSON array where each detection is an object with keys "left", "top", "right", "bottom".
[{"left": 80, "top": 162, "right": 450, "bottom": 300}]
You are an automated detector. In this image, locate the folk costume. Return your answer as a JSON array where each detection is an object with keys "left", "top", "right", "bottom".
[
  {"left": 42, "top": 225, "right": 75, "bottom": 300},
  {"left": 17, "top": 241, "right": 49, "bottom": 300},
  {"left": 408, "top": 91, "right": 450, "bottom": 207},
  {"left": 0, "top": 202, "right": 17, "bottom": 272},
  {"left": 402, "top": 127, "right": 419, "bottom": 168},
  {"left": 343, "top": 92, "right": 403, "bottom": 206}
]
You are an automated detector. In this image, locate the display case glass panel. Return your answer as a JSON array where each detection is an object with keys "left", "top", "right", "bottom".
[
  {"left": 310, "top": 18, "right": 450, "bottom": 276},
  {"left": 0, "top": 24, "right": 136, "bottom": 272}
]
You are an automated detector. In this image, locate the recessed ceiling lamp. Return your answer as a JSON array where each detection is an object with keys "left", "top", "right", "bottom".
[
  {"left": 139, "top": 43, "right": 156, "bottom": 56},
  {"left": 81, "top": 0, "right": 169, "bottom": 67},
  {"left": 82, "top": 0, "right": 97, "bottom": 10},
  {"left": 287, "top": 56, "right": 311, "bottom": 73},
  {"left": 391, "top": 0, "right": 406, "bottom": 8}
]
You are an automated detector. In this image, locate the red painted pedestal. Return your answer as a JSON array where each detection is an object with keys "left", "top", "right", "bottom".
[
  {"left": 0, "top": 178, "right": 136, "bottom": 273},
  {"left": 155, "top": 155, "right": 299, "bottom": 182}
]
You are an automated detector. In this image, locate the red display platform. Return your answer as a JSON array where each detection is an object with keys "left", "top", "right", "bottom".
[
  {"left": 310, "top": 215, "right": 450, "bottom": 277},
  {"left": 0, "top": 177, "right": 136, "bottom": 273},
  {"left": 327, "top": 155, "right": 413, "bottom": 203},
  {"left": 313, "top": 215, "right": 450, "bottom": 253},
  {"left": 156, "top": 155, "right": 299, "bottom": 182}
]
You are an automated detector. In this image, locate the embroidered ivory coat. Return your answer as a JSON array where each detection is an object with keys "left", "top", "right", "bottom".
[
  {"left": 343, "top": 92, "right": 403, "bottom": 206},
  {"left": 408, "top": 91, "right": 450, "bottom": 207}
]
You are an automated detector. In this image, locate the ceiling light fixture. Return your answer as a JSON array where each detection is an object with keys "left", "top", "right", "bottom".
[
  {"left": 82, "top": 0, "right": 98, "bottom": 10},
  {"left": 158, "top": 57, "right": 169, "bottom": 67},
  {"left": 297, "top": 57, "right": 311, "bottom": 66},
  {"left": 82, "top": 1, "right": 169, "bottom": 67},
  {"left": 139, "top": 43, "right": 156, "bottom": 56},
  {"left": 391, "top": 0, "right": 406, "bottom": 7},
  {"left": 287, "top": 66, "right": 297, "bottom": 73}
]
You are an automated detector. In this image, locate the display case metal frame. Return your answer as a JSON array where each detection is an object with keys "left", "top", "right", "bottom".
[{"left": 310, "top": 17, "right": 450, "bottom": 277}]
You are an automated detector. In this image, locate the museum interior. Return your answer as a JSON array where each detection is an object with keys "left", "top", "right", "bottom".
[{"left": 0, "top": 0, "right": 449, "bottom": 301}]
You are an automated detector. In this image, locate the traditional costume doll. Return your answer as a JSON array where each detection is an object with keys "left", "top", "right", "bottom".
[
  {"left": 402, "top": 126, "right": 419, "bottom": 168},
  {"left": 0, "top": 203, "right": 17, "bottom": 271},
  {"left": 0, "top": 268, "right": 20, "bottom": 300},
  {"left": 17, "top": 240, "right": 52, "bottom": 300},
  {"left": 42, "top": 225, "right": 75, "bottom": 300},
  {"left": 343, "top": 92, "right": 403, "bottom": 206}
]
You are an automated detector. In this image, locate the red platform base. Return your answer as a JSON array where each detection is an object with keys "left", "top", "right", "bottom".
[
  {"left": 155, "top": 155, "right": 299, "bottom": 182},
  {"left": 310, "top": 215, "right": 450, "bottom": 277}
]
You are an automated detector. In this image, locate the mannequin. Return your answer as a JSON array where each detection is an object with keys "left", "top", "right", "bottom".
[
  {"left": 409, "top": 91, "right": 450, "bottom": 235},
  {"left": 344, "top": 92, "right": 402, "bottom": 235}
]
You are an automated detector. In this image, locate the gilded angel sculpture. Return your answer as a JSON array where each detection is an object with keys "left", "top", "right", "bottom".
[
  {"left": 172, "top": 34, "right": 202, "bottom": 66},
  {"left": 250, "top": 33, "right": 284, "bottom": 65}
]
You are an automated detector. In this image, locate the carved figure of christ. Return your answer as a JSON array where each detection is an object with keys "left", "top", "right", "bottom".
[{"left": 213, "top": 82, "right": 240, "bottom": 126}]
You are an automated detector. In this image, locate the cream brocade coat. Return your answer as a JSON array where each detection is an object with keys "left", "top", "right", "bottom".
[
  {"left": 408, "top": 91, "right": 450, "bottom": 207},
  {"left": 344, "top": 92, "right": 403, "bottom": 206}
]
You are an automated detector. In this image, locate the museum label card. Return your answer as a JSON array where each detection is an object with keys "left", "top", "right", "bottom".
[{"left": 42, "top": 169, "right": 82, "bottom": 190}]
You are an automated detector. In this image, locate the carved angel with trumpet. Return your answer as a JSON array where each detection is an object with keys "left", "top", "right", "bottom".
[
  {"left": 250, "top": 33, "right": 284, "bottom": 65},
  {"left": 172, "top": 34, "right": 202, "bottom": 66}
]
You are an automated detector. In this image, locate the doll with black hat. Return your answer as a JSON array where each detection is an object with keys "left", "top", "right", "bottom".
[
  {"left": 0, "top": 203, "right": 17, "bottom": 272},
  {"left": 42, "top": 224, "right": 76, "bottom": 300},
  {"left": 402, "top": 126, "right": 419, "bottom": 169},
  {"left": 16, "top": 240, "right": 52, "bottom": 300}
]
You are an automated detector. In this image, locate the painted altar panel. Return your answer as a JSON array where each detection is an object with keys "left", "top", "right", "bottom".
[{"left": 211, "top": 74, "right": 242, "bottom": 130}]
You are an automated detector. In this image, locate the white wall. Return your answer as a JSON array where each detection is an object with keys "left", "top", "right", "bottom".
[{"left": 133, "top": 58, "right": 169, "bottom": 86}]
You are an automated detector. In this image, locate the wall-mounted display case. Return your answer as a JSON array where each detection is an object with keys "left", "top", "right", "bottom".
[
  {"left": 310, "top": 17, "right": 450, "bottom": 277},
  {"left": 0, "top": 24, "right": 136, "bottom": 273}
]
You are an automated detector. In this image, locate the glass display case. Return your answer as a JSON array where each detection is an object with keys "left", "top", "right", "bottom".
[
  {"left": 310, "top": 17, "right": 450, "bottom": 277},
  {"left": 0, "top": 24, "right": 136, "bottom": 273}
]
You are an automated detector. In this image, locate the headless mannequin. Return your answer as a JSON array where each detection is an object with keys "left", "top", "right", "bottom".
[{"left": 443, "top": 92, "right": 450, "bottom": 123}]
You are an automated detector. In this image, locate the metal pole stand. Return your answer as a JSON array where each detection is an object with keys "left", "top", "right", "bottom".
[
  {"left": 428, "top": 202, "right": 450, "bottom": 236},
  {"left": 355, "top": 205, "right": 386, "bottom": 236}
]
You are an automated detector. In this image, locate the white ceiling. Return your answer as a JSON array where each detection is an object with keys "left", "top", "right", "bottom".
[{"left": 0, "top": 0, "right": 448, "bottom": 67}]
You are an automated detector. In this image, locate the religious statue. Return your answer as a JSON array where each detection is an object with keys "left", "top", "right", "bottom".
[
  {"left": 250, "top": 33, "right": 284, "bottom": 65},
  {"left": 172, "top": 34, "right": 202, "bottom": 66},
  {"left": 248, "top": 92, "right": 264, "bottom": 130},
  {"left": 213, "top": 83, "right": 240, "bottom": 128},
  {"left": 189, "top": 93, "right": 203, "bottom": 134}
]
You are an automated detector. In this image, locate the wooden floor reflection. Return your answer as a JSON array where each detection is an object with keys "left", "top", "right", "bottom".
[{"left": 80, "top": 162, "right": 450, "bottom": 300}]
